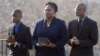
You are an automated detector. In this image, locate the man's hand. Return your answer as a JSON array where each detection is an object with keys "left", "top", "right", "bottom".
[
  {"left": 10, "top": 35, "right": 16, "bottom": 45},
  {"left": 70, "top": 38, "right": 74, "bottom": 44},
  {"left": 73, "top": 36, "right": 80, "bottom": 45},
  {"left": 7, "top": 35, "right": 16, "bottom": 45},
  {"left": 70, "top": 36, "right": 80, "bottom": 45},
  {"left": 7, "top": 37, "right": 11, "bottom": 43}
]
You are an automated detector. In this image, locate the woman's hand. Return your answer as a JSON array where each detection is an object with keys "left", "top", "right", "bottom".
[
  {"left": 36, "top": 43, "right": 46, "bottom": 47},
  {"left": 36, "top": 40, "right": 56, "bottom": 48},
  {"left": 46, "top": 40, "right": 56, "bottom": 48}
]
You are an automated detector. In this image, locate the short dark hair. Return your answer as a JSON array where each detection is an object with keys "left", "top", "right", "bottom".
[
  {"left": 14, "top": 9, "right": 22, "bottom": 15},
  {"left": 13, "top": 9, "right": 22, "bottom": 17},
  {"left": 77, "top": 3, "right": 87, "bottom": 11},
  {"left": 46, "top": 2, "right": 58, "bottom": 13}
]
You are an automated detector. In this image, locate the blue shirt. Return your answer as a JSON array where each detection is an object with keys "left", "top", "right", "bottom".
[
  {"left": 15, "top": 22, "right": 21, "bottom": 33},
  {"left": 14, "top": 22, "right": 22, "bottom": 48}
]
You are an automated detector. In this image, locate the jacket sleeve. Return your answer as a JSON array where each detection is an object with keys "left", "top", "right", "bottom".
[
  {"left": 79, "top": 22, "right": 98, "bottom": 47},
  {"left": 67, "top": 22, "right": 73, "bottom": 46},
  {"left": 17, "top": 27, "right": 33, "bottom": 50},
  {"left": 6, "top": 26, "right": 15, "bottom": 49},
  {"left": 32, "top": 22, "right": 39, "bottom": 49},
  {"left": 54, "top": 21, "right": 68, "bottom": 48}
]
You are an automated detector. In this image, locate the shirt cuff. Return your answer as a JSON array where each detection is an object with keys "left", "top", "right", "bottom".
[{"left": 14, "top": 42, "right": 20, "bottom": 48}]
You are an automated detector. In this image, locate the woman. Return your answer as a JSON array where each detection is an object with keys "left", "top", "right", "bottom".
[{"left": 32, "top": 2, "right": 67, "bottom": 56}]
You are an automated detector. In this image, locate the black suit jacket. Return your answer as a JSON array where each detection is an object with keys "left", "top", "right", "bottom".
[
  {"left": 67, "top": 17, "right": 98, "bottom": 56},
  {"left": 8, "top": 23, "right": 32, "bottom": 56}
]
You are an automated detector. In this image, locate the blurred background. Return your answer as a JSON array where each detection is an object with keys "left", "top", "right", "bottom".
[{"left": 0, "top": 0, "right": 100, "bottom": 56}]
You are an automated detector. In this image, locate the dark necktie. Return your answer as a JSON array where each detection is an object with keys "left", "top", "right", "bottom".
[{"left": 78, "top": 19, "right": 82, "bottom": 32}]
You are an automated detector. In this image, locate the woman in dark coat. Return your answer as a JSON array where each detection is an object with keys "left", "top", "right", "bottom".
[{"left": 32, "top": 2, "right": 67, "bottom": 56}]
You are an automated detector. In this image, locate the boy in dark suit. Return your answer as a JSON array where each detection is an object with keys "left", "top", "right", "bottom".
[{"left": 7, "top": 9, "right": 32, "bottom": 56}]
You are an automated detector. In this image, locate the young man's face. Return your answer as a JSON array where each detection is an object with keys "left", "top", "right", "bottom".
[
  {"left": 12, "top": 12, "right": 22, "bottom": 23},
  {"left": 76, "top": 5, "right": 86, "bottom": 17}
]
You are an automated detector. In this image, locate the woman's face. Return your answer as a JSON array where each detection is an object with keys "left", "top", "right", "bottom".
[{"left": 44, "top": 5, "right": 55, "bottom": 18}]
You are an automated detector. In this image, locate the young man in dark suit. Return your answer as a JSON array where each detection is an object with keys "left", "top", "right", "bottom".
[
  {"left": 67, "top": 3, "right": 98, "bottom": 56},
  {"left": 7, "top": 9, "right": 32, "bottom": 56}
]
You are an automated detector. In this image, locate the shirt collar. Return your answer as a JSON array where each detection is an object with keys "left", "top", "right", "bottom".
[
  {"left": 78, "top": 16, "right": 86, "bottom": 22},
  {"left": 15, "top": 22, "right": 21, "bottom": 27}
]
